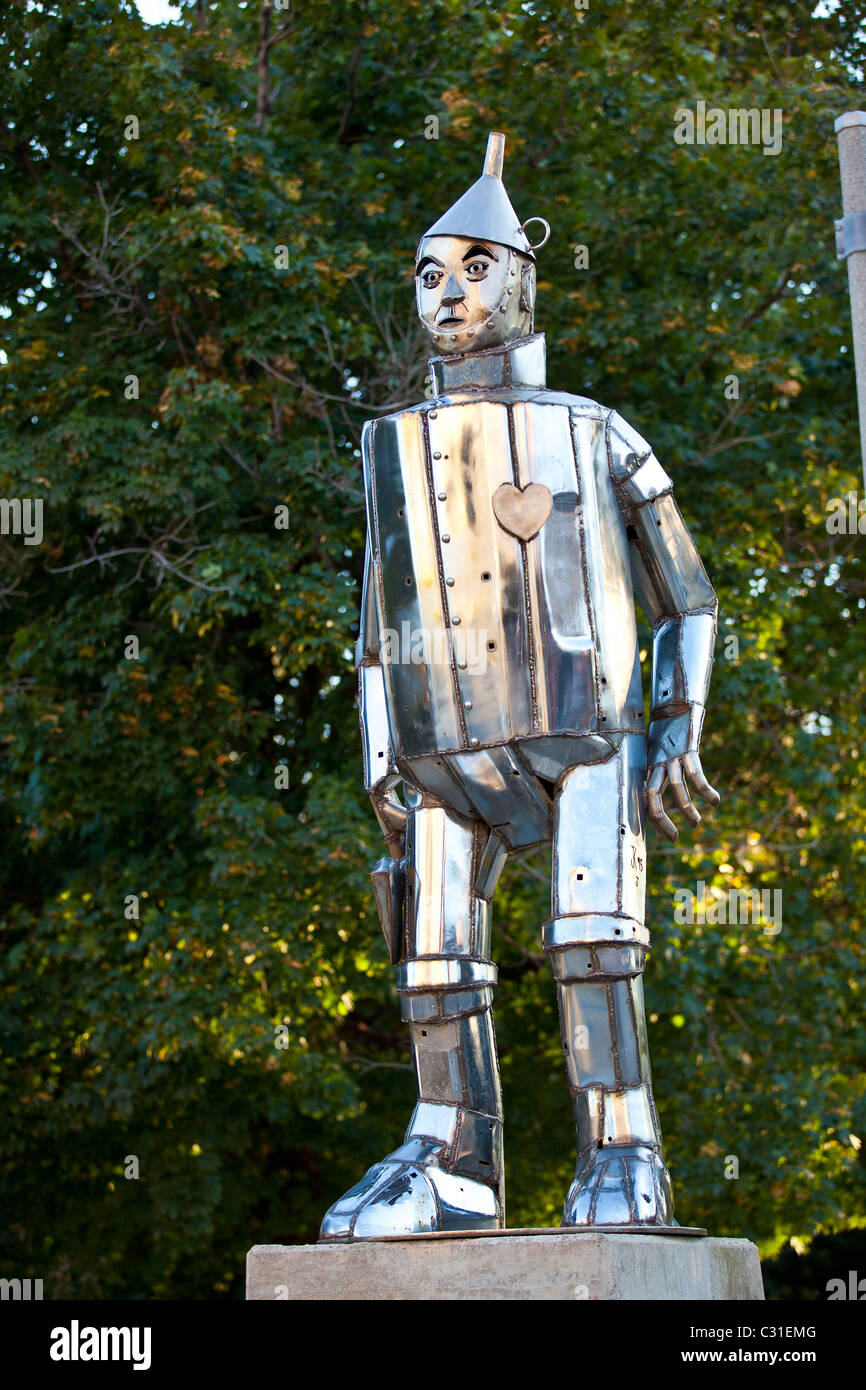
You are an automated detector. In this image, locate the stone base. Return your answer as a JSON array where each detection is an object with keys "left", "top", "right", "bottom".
[{"left": 247, "top": 1229, "right": 764, "bottom": 1301}]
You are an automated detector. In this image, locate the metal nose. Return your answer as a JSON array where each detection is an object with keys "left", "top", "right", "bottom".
[{"left": 440, "top": 272, "right": 464, "bottom": 304}]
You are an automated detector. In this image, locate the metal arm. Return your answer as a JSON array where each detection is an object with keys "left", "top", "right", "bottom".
[{"left": 606, "top": 411, "right": 718, "bottom": 769}]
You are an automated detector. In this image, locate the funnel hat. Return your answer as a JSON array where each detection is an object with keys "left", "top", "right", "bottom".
[{"left": 417, "top": 132, "right": 549, "bottom": 260}]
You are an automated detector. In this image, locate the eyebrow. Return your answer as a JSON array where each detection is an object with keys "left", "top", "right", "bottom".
[
  {"left": 463, "top": 244, "right": 498, "bottom": 261},
  {"left": 415, "top": 255, "right": 444, "bottom": 274}
]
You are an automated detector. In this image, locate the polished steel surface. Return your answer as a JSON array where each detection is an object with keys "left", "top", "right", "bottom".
[
  {"left": 320, "top": 131, "right": 719, "bottom": 1242},
  {"left": 365, "top": 393, "right": 660, "bottom": 759},
  {"left": 420, "top": 132, "right": 536, "bottom": 259},
  {"left": 430, "top": 332, "right": 547, "bottom": 394},
  {"left": 370, "top": 855, "right": 404, "bottom": 964}
]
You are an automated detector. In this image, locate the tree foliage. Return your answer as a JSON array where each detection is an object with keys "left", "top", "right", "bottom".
[{"left": 1, "top": 0, "right": 864, "bottom": 1298}]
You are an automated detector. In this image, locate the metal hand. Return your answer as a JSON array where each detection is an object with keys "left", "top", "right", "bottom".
[
  {"left": 646, "top": 751, "right": 720, "bottom": 841},
  {"left": 370, "top": 787, "right": 407, "bottom": 859}
]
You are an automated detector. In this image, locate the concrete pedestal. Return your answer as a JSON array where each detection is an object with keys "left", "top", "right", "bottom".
[{"left": 247, "top": 1228, "right": 764, "bottom": 1301}]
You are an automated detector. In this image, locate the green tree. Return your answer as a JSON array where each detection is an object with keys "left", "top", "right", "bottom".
[{"left": 1, "top": 0, "right": 864, "bottom": 1297}]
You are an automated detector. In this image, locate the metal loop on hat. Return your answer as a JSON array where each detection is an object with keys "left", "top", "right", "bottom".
[{"left": 520, "top": 216, "right": 551, "bottom": 251}]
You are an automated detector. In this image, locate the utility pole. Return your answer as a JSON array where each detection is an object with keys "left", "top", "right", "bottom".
[{"left": 835, "top": 112, "right": 866, "bottom": 492}]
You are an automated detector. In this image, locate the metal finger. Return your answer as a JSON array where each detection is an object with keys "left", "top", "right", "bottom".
[
  {"left": 668, "top": 759, "right": 701, "bottom": 826},
  {"left": 645, "top": 768, "right": 678, "bottom": 841},
  {"left": 684, "top": 752, "right": 721, "bottom": 806},
  {"left": 646, "top": 764, "right": 667, "bottom": 794}
]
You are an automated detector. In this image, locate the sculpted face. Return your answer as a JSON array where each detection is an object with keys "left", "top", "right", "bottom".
[{"left": 415, "top": 234, "right": 534, "bottom": 355}]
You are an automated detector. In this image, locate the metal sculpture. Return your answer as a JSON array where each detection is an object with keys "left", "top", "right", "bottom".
[{"left": 320, "top": 133, "right": 719, "bottom": 1239}]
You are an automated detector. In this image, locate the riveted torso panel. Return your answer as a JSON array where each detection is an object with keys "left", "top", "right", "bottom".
[{"left": 365, "top": 391, "right": 642, "bottom": 761}]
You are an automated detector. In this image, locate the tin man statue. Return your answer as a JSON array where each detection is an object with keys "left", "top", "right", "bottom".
[{"left": 320, "top": 133, "right": 719, "bottom": 1240}]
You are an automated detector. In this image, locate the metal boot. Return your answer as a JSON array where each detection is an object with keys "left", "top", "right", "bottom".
[
  {"left": 556, "top": 944, "right": 674, "bottom": 1226},
  {"left": 319, "top": 804, "right": 507, "bottom": 1239}
]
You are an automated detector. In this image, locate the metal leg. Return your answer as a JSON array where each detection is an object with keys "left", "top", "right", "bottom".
[
  {"left": 544, "top": 735, "right": 675, "bottom": 1226},
  {"left": 320, "top": 800, "right": 508, "bottom": 1240}
]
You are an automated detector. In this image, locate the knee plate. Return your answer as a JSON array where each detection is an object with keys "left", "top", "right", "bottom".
[{"left": 543, "top": 919, "right": 648, "bottom": 983}]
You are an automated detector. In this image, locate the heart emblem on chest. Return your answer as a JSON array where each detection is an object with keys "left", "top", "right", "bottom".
[{"left": 491, "top": 481, "right": 553, "bottom": 542}]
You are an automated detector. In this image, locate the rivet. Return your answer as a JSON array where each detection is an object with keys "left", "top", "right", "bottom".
[
  {"left": 458, "top": 661, "right": 467, "bottom": 670},
  {"left": 464, "top": 701, "right": 473, "bottom": 709},
  {"left": 442, "top": 534, "right": 450, "bottom": 542},
  {"left": 438, "top": 492, "right": 446, "bottom": 500},
  {"left": 452, "top": 616, "right": 461, "bottom": 625},
  {"left": 446, "top": 577, "right": 454, "bottom": 587},
  {"left": 433, "top": 451, "right": 442, "bottom": 459},
  {"left": 470, "top": 737, "right": 480, "bottom": 746},
  {"left": 430, "top": 411, "right": 438, "bottom": 419}
]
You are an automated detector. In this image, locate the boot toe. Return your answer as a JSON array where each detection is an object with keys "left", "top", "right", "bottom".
[
  {"left": 351, "top": 1165, "right": 439, "bottom": 1239},
  {"left": 319, "top": 1161, "right": 394, "bottom": 1239},
  {"left": 319, "top": 1148, "right": 502, "bottom": 1240}
]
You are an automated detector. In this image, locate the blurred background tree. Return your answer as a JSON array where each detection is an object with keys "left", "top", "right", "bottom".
[{"left": 1, "top": 0, "right": 864, "bottom": 1298}]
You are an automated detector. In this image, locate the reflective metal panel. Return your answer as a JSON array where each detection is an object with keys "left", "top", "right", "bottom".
[
  {"left": 426, "top": 1166, "right": 499, "bottom": 1229},
  {"left": 358, "top": 662, "right": 394, "bottom": 793},
  {"left": 408, "top": 1101, "right": 459, "bottom": 1146},
  {"left": 460, "top": 1011, "right": 503, "bottom": 1116},
  {"left": 631, "top": 492, "right": 717, "bottom": 616},
  {"left": 601, "top": 1085, "right": 657, "bottom": 1146},
  {"left": 397, "top": 958, "right": 497, "bottom": 992},
  {"left": 455, "top": 1109, "right": 502, "bottom": 1179},
  {"left": 621, "top": 453, "right": 673, "bottom": 508},
  {"left": 554, "top": 755, "right": 622, "bottom": 917},
  {"left": 412, "top": 1019, "right": 463, "bottom": 1105},
  {"left": 405, "top": 805, "right": 477, "bottom": 958},
  {"left": 370, "top": 410, "right": 462, "bottom": 756},
  {"left": 610, "top": 980, "right": 641, "bottom": 1087},
  {"left": 559, "top": 982, "right": 617, "bottom": 1088},
  {"left": 517, "top": 405, "right": 598, "bottom": 730},
  {"left": 351, "top": 1168, "right": 438, "bottom": 1239}
]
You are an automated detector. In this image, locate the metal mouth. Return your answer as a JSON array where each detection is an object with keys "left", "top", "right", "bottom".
[{"left": 437, "top": 313, "right": 465, "bottom": 327}]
